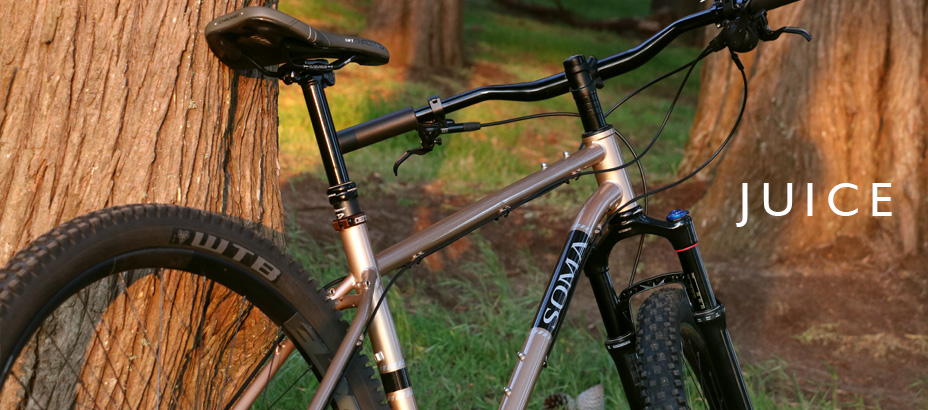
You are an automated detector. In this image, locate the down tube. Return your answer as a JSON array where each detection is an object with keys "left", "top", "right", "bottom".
[
  {"left": 373, "top": 143, "right": 605, "bottom": 275},
  {"left": 499, "top": 182, "right": 623, "bottom": 409}
]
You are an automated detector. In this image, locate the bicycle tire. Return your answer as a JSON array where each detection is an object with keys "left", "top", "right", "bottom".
[
  {"left": 0, "top": 204, "right": 387, "bottom": 409},
  {"left": 635, "top": 288, "right": 724, "bottom": 410}
]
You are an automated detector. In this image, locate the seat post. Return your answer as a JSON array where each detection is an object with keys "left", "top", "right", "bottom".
[
  {"left": 299, "top": 74, "right": 351, "bottom": 188},
  {"left": 296, "top": 72, "right": 365, "bottom": 222}
]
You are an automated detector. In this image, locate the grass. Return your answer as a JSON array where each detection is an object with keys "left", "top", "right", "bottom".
[
  {"left": 256, "top": 226, "right": 878, "bottom": 409},
  {"left": 742, "top": 359, "right": 881, "bottom": 410},
  {"left": 384, "top": 233, "right": 626, "bottom": 408},
  {"left": 263, "top": 0, "right": 875, "bottom": 408}
]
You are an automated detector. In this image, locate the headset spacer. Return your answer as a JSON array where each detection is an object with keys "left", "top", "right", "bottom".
[{"left": 333, "top": 212, "right": 367, "bottom": 231}]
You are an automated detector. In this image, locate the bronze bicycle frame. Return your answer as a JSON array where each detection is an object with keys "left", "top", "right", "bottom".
[{"left": 236, "top": 5, "right": 755, "bottom": 409}]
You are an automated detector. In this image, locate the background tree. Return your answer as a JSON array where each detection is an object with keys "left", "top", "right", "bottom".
[
  {"left": 650, "top": 0, "right": 704, "bottom": 25},
  {"left": 365, "top": 0, "right": 464, "bottom": 70},
  {"left": 680, "top": 1, "right": 926, "bottom": 259},
  {"left": 0, "top": 0, "right": 282, "bottom": 406}
]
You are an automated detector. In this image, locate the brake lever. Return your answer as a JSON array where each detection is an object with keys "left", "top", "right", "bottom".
[
  {"left": 393, "top": 120, "right": 443, "bottom": 176},
  {"left": 759, "top": 25, "right": 812, "bottom": 42},
  {"left": 392, "top": 117, "right": 481, "bottom": 176},
  {"left": 392, "top": 141, "right": 441, "bottom": 176}
]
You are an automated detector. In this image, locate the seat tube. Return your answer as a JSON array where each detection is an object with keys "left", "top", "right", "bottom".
[
  {"left": 300, "top": 76, "right": 417, "bottom": 408},
  {"left": 339, "top": 222, "right": 417, "bottom": 409}
]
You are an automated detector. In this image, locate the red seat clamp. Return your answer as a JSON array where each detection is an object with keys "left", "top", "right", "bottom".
[{"left": 333, "top": 213, "right": 368, "bottom": 231}]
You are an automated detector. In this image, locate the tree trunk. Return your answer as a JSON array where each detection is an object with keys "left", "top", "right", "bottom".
[
  {"left": 0, "top": 0, "right": 283, "bottom": 406},
  {"left": 680, "top": 1, "right": 927, "bottom": 260},
  {"left": 365, "top": 0, "right": 464, "bottom": 71}
]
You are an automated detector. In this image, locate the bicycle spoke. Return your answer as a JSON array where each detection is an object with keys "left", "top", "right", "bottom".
[
  {"left": 158, "top": 270, "right": 166, "bottom": 409},
  {"left": 73, "top": 284, "right": 137, "bottom": 410},
  {"left": 222, "top": 333, "right": 286, "bottom": 410},
  {"left": 264, "top": 365, "right": 312, "bottom": 410},
  {"left": 218, "top": 295, "right": 249, "bottom": 409},
  {"left": 7, "top": 367, "right": 52, "bottom": 410},
  {"left": 39, "top": 325, "right": 124, "bottom": 409}
]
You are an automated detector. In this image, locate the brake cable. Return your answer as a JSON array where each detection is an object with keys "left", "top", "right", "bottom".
[{"left": 350, "top": 38, "right": 742, "bottom": 337}]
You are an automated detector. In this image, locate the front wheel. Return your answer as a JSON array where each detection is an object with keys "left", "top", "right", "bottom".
[
  {"left": 635, "top": 288, "right": 726, "bottom": 410},
  {"left": 0, "top": 204, "right": 387, "bottom": 409}
]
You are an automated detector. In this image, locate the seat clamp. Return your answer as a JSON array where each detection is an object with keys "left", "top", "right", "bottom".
[{"left": 333, "top": 213, "right": 368, "bottom": 231}]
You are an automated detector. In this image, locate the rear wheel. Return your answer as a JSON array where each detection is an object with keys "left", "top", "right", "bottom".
[
  {"left": 0, "top": 204, "right": 387, "bottom": 409},
  {"left": 635, "top": 288, "right": 723, "bottom": 410}
]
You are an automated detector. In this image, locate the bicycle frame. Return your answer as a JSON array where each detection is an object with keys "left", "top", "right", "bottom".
[
  {"left": 330, "top": 127, "right": 639, "bottom": 410},
  {"left": 241, "top": 5, "right": 753, "bottom": 409}
]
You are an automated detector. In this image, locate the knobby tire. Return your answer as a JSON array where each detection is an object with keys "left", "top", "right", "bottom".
[{"left": 0, "top": 204, "right": 387, "bottom": 410}]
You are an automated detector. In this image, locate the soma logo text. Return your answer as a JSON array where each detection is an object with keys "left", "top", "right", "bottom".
[{"left": 541, "top": 237, "right": 588, "bottom": 330}]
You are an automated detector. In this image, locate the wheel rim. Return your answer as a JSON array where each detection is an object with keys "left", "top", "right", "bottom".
[
  {"left": 0, "top": 263, "right": 370, "bottom": 410},
  {"left": 0, "top": 268, "right": 327, "bottom": 410}
]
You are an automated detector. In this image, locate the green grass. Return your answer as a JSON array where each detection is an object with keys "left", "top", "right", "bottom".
[
  {"left": 254, "top": 226, "right": 877, "bottom": 409},
  {"left": 742, "top": 359, "right": 880, "bottom": 409},
  {"left": 268, "top": 230, "right": 628, "bottom": 409}
]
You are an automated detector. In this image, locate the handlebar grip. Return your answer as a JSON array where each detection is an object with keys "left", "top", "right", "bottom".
[
  {"left": 748, "top": 0, "right": 801, "bottom": 12},
  {"left": 337, "top": 107, "right": 420, "bottom": 153}
]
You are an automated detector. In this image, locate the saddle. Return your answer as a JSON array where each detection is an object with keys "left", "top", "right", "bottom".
[{"left": 205, "top": 7, "right": 389, "bottom": 70}]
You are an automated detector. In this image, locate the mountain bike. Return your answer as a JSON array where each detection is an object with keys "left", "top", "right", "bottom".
[{"left": 0, "top": 0, "right": 811, "bottom": 408}]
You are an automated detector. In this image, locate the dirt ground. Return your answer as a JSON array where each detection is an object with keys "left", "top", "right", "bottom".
[{"left": 282, "top": 173, "right": 928, "bottom": 409}]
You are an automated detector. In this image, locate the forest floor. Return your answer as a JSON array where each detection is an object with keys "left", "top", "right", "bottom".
[{"left": 283, "top": 174, "right": 928, "bottom": 409}]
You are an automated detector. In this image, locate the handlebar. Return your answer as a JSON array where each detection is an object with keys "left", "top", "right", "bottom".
[
  {"left": 335, "top": 0, "right": 799, "bottom": 154},
  {"left": 337, "top": 107, "right": 419, "bottom": 152}
]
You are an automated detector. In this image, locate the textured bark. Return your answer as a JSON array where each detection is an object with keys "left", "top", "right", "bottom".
[
  {"left": 0, "top": 0, "right": 283, "bottom": 262},
  {"left": 365, "top": 0, "right": 464, "bottom": 70},
  {"left": 0, "top": 0, "right": 283, "bottom": 407},
  {"left": 680, "top": 1, "right": 927, "bottom": 258}
]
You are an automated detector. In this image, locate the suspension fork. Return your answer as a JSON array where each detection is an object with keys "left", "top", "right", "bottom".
[{"left": 585, "top": 207, "right": 752, "bottom": 408}]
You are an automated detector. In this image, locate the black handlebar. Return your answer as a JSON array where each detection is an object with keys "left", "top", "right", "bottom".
[
  {"left": 335, "top": 0, "right": 798, "bottom": 154},
  {"left": 338, "top": 106, "right": 419, "bottom": 153}
]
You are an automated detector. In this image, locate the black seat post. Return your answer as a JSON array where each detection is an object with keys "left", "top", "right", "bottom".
[
  {"left": 299, "top": 74, "right": 351, "bottom": 187},
  {"left": 295, "top": 71, "right": 363, "bottom": 218}
]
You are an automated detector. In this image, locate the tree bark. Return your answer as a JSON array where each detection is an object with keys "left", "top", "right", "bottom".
[
  {"left": 365, "top": 0, "right": 464, "bottom": 70},
  {"left": 680, "top": 1, "right": 927, "bottom": 259},
  {"left": 0, "top": 0, "right": 283, "bottom": 406}
]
